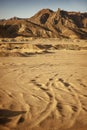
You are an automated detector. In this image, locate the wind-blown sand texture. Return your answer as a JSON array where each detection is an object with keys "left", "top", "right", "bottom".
[{"left": 0, "top": 38, "right": 87, "bottom": 130}]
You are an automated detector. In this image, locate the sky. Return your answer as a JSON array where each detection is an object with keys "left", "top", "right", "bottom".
[{"left": 0, "top": 0, "right": 87, "bottom": 19}]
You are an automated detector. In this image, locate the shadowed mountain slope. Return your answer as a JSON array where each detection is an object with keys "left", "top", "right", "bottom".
[{"left": 0, "top": 8, "right": 87, "bottom": 39}]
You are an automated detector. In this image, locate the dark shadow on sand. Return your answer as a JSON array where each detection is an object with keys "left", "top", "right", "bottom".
[{"left": 0, "top": 109, "right": 26, "bottom": 118}]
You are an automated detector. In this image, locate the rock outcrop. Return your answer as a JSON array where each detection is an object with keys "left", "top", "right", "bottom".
[{"left": 0, "top": 8, "right": 87, "bottom": 39}]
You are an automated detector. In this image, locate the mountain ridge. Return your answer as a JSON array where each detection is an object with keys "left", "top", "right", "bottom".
[{"left": 0, "top": 8, "right": 87, "bottom": 39}]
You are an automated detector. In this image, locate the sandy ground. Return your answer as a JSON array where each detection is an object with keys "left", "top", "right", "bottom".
[{"left": 0, "top": 39, "right": 87, "bottom": 130}]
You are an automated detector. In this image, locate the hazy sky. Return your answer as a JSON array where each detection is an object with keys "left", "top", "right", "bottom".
[{"left": 0, "top": 0, "right": 87, "bottom": 19}]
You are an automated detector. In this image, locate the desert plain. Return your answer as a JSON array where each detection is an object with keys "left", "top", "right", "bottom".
[{"left": 0, "top": 38, "right": 87, "bottom": 130}]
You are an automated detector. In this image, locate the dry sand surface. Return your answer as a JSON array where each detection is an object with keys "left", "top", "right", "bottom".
[{"left": 0, "top": 38, "right": 87, "bottom": 130}]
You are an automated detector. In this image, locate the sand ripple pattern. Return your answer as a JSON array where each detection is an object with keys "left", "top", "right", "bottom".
[{"left": 0, "top": 59, "right": 87, "bottom": 130}]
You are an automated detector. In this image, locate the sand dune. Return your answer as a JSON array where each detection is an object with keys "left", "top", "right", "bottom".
[{"left": 0, "top": 39, "right": 87, "bottom": 130}]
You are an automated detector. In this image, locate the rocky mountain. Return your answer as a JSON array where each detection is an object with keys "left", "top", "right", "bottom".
[{"left": 0, "top": 8, "right": 87, "bottom": 39}]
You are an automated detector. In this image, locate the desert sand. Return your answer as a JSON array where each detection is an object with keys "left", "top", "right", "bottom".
[{"left": 0, "top": 38, "right": 87, "bottom": 130}]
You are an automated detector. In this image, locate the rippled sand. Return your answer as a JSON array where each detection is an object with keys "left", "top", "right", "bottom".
[{"left": 0, "top": 39, "right": 87, "bottom": 130}]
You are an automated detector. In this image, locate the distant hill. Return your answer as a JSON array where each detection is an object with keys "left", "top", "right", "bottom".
[{"left": 0, "top": 8, "right": 87, "bottom": 39}]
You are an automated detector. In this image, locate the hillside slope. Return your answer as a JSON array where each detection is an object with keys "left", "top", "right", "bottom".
[{"left": 0, "top": 8, "right": 87, "bottom": 39}]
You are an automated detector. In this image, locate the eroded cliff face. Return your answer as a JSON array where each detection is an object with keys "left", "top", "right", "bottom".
[{"left": 0, "top": 8, "right": 87, "bottom": 39}]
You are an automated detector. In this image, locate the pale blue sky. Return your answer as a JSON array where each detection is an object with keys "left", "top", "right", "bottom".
[{"left": 0, "top": 0, "right": 87, "bottom": 19}]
